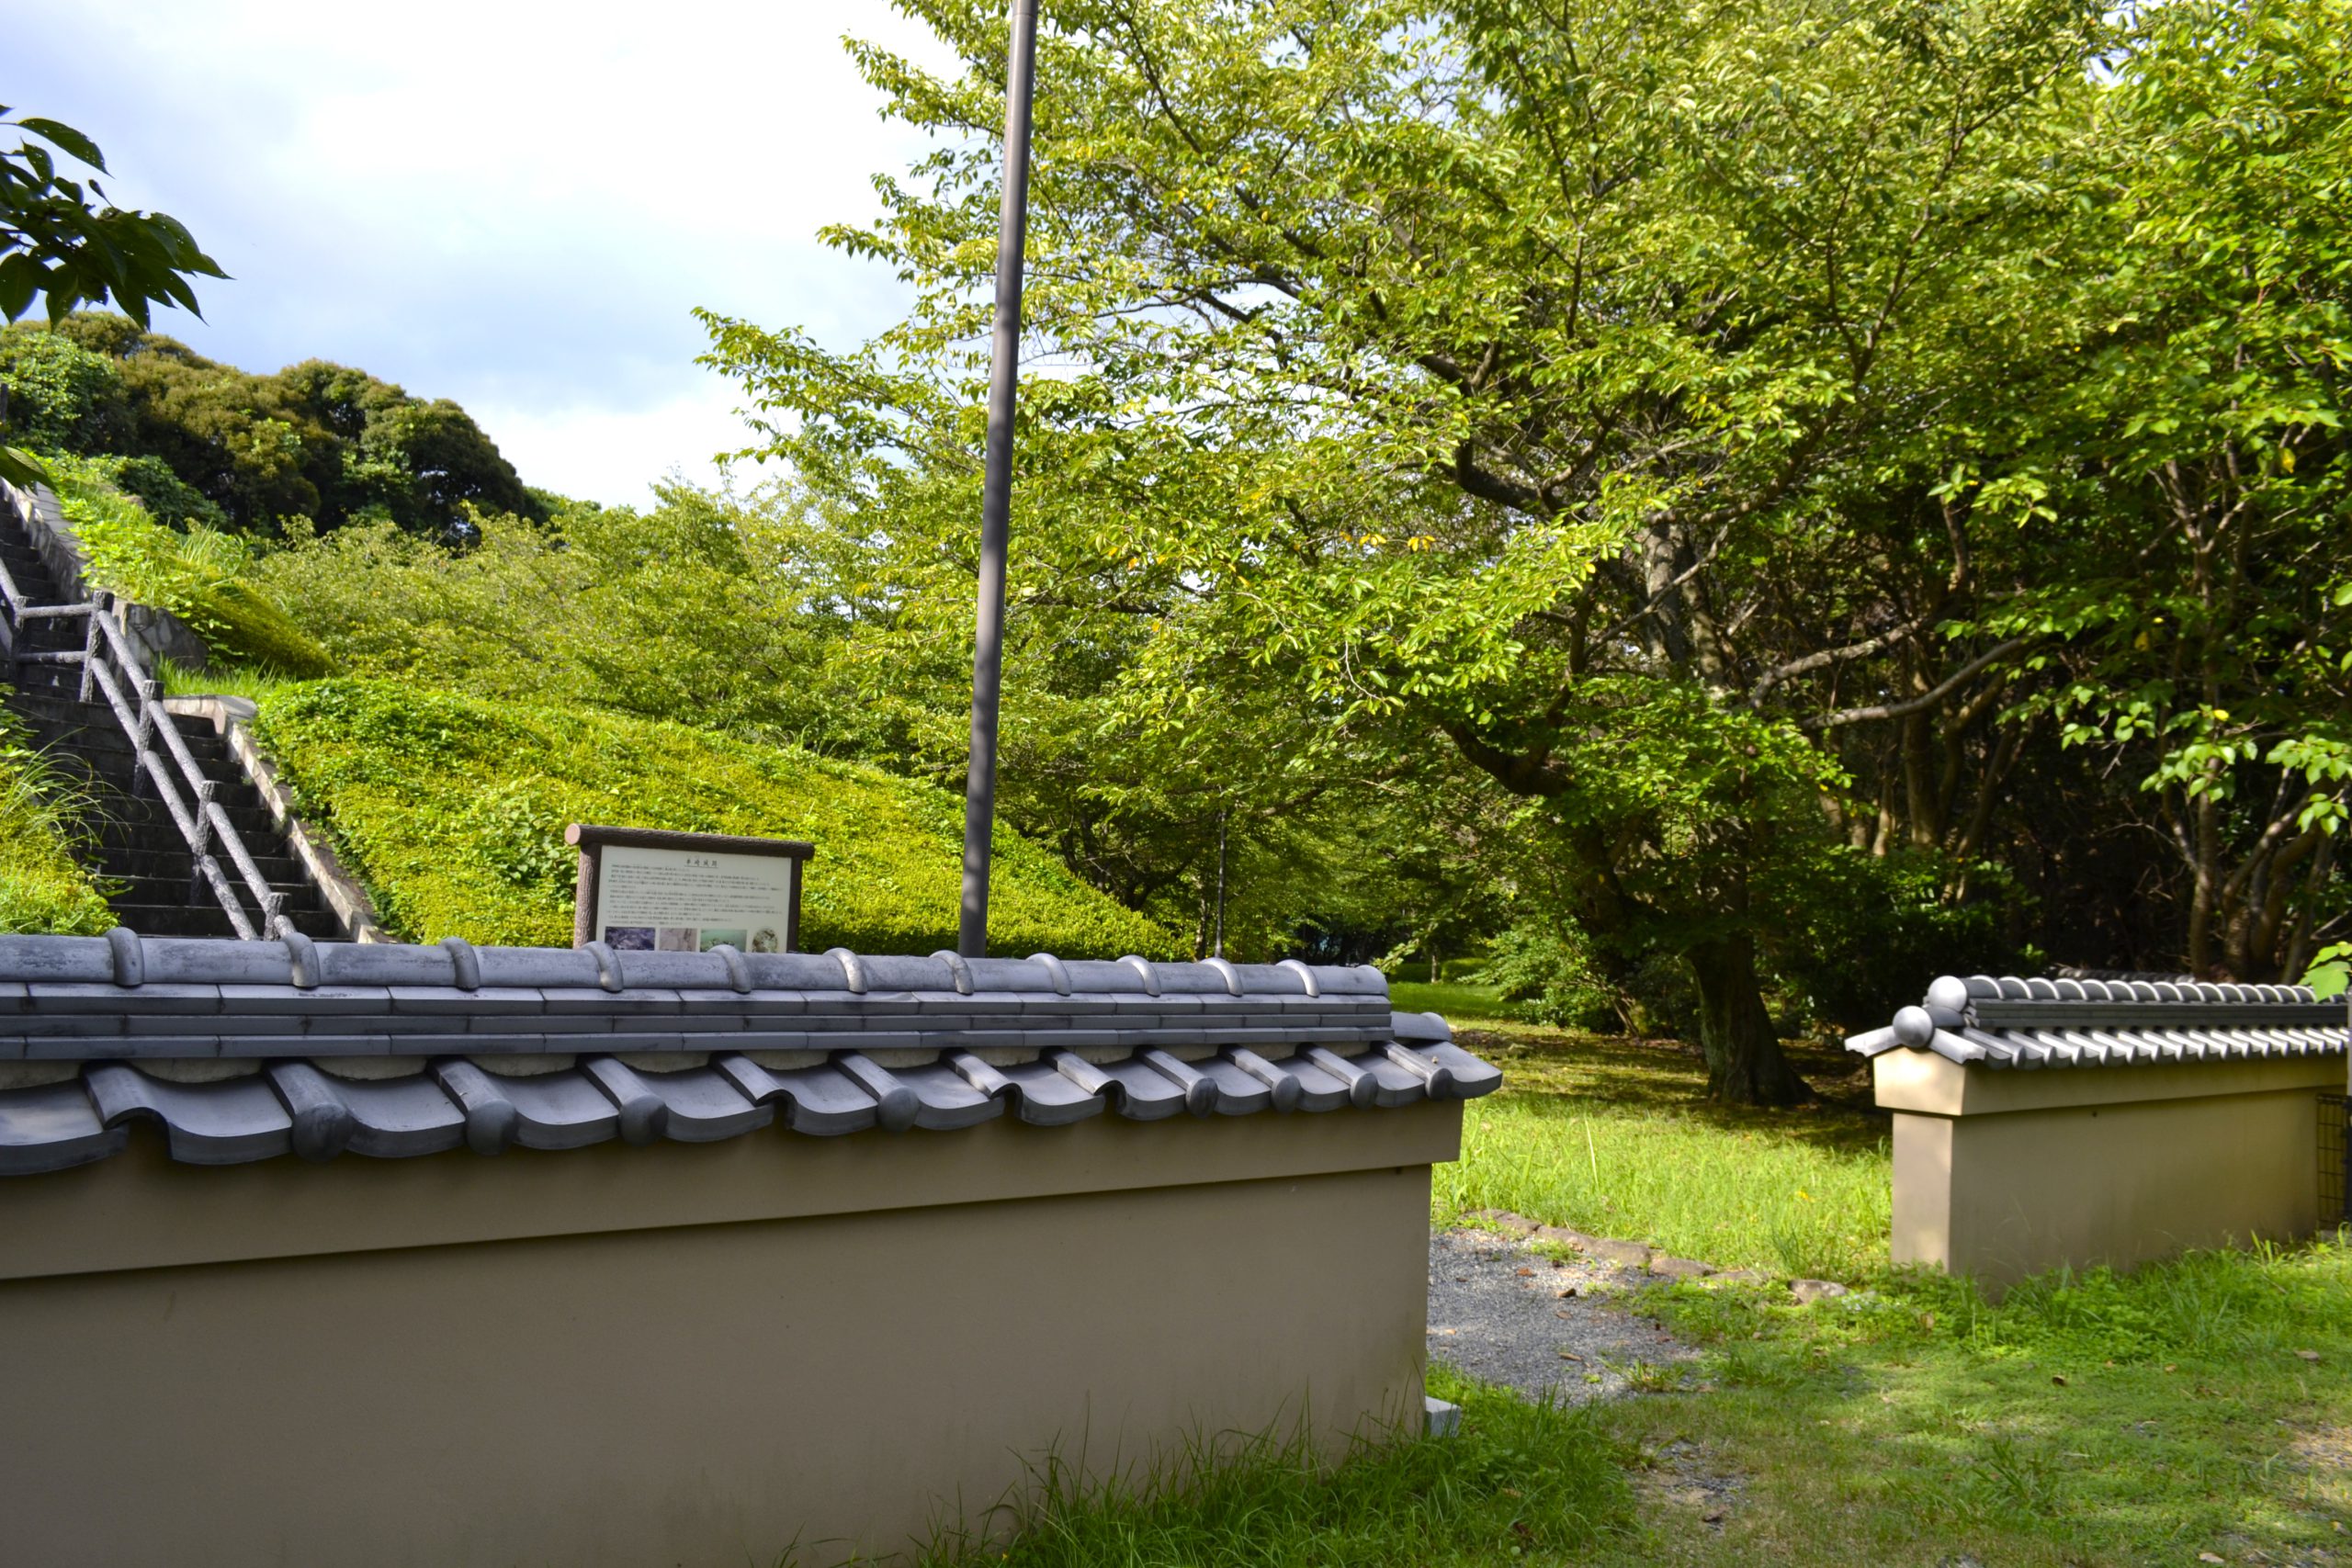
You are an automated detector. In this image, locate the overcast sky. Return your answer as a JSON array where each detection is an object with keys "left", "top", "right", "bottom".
[{"left": 13, "top": 2, "right": 956, "bottom": 505}]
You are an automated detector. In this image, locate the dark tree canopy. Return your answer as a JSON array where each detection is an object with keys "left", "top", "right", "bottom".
[{"left": 1, "top": 316, "right": 537, "bottom": 537}]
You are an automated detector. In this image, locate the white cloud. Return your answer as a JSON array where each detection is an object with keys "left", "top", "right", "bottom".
[
  {"left": 10, "top": 0, "right": 963, "bottom": 503},
  {"left": 470, "top": 382, "right": 756, "bottom": 511}
]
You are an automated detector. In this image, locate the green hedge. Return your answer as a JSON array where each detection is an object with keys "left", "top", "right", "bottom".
[
  {"left": 250, "top": 680, "right": 1182, "bottom": 959},
  {"left": 0, "top": 702, "right": 115, "bottom": 935}
]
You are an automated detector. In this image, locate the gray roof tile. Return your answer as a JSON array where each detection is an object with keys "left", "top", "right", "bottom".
[
  {"left": 0, "top": 933, "right": 1500, "bottom": 1175},
  {"left": 631, "top": 1064, "right": 772, "bottom": 1143},
  {"left": 988, "top": 1057, "right": 1104, "bottom": 1126},
  {"left": 0, "top": 1080, "right": 125, "bottom": 1173},
  {"left": 89, "top": 1063, "right": 292, "bottom": 1164},
  {"left": 494, "top": 1066, "right": 624, "bottom": 1150},
  {"left": 1193, "top": 1054, "right": 1274, "bottom": 1115},
  {"left": 327, "top": 1073, "right": 468, "bottom": 1158}
]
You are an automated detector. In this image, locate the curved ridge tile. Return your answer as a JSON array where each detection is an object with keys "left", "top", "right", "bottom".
[
  {"left": 486, "top": 1067, "right": 622, "bottom": 1151},
  {"left": 1272, "top": 1052, "right": 1352, "bottom": 1113},
  {"left": 1353, "top": 1052, "right": 1430, "bottom": 1109},
  {"left": 1138, "top": 1048, "right": 1220, "bottom": 1116},
  {"left": 716, "top": 1055, "right": 880, "bottom": 1136},
  {"left": 1380, "top": 1043, "right": 1457, "bottom": 1100},
  {"left": 888, "top": 1059, "right": 1004, "bottom": 1131},
  {"left": 1226, "top": 1047, "right": 1302, "bottom": 1112},
  {"left": 1389, "top": 1010, "right": 1451, "bottom": 1044},
  {"left": 1304, "top": 1047, "right": 1381, "bottom": 1110},
  {"left": 1424, "top": 1043, "right": 1505, "bottom": 1099},
  {"left": 430, "top": 1060, "right": 520, "bottom": 1156},
  {"left": 834, "top": 1054, "right": 920, "bottom": 1132},
  {"left": 265, "top": 1062, "right": 356, "bottom": 1162},
  {"left": 1192, "top": 1055, "right": 1273, "bottom": 1116},
  {"left": 581, "top": 1057, "right": 671, "bottom": 1145},
  {"left": 0, "top": 935, "right": 122, "bottom": 984},
  {"left": 1093, "top": 1055, "right": 1190, "bottom": 1120}
]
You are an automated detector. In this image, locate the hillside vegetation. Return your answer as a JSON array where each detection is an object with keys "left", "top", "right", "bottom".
[
  {"left": 0, "top": 316, "right": 537, "bottom": 537},
  {"left": 249, "top": 680, "right": 1179, "bottom": 959}
]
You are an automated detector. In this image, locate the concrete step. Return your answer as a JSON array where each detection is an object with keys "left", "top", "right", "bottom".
[
  {"left": 102, "top": 902, "right": 342, "bottom": 941},
  {"left": 12, "top": 709, "right": 232, "bottom": 755},
  {"left": 77, "top": 806, "right": 287, "bottom": 844},
  {"left": 13, "top": 723, "right": 236, "bottom": 772},
  {"left": 94, "top": 846, "right": 310, "bottom": 883}
]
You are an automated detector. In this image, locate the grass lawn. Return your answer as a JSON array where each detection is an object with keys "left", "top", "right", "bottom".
[
  {"left": 922, "top": 1023, "right": 2351, "bottom": 1567},
  {"left": 1389, "top": 978, "right": 1524, "bottom": 1023},
  {"left": 1595, "top": 1244, "right": 2352, "bottom": 1565},
  {"left": 890, "top": 1364, "right": 1632, "bottom": 1567},
  {"left": 240, "top": 678, "right": 1178, "bottom": 958},
  {"left": 1432, "top": 1024, "right": 1892, "bottom": 1280},
  {"left": 1458, "top": 1027, "right": 2352, "bottom": 1567}
]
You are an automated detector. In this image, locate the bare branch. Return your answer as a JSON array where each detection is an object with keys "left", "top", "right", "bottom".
[{"left": 1803, "top": 637, "right": 2034, "bottom": 730}]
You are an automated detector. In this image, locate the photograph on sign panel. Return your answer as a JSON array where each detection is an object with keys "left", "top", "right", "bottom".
[
  {"left": 603, "top": 926, "right": 656, "bottom": 951},
  {"left": 699, "top": 929, "right": 746, "bottom": 952},
  {"left": 750, "top": 927, "right": 781, "bottom": 953},
  {"left": 657, "top": 927, "right": 699, "bottom": 952}
]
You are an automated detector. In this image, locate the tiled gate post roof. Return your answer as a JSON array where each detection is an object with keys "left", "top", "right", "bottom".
[{"left": 1848, "top": 973, "right": 2347, "bottom": 1069}]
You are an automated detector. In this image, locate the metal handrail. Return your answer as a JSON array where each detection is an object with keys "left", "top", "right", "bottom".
[
  {"left": 79, "top": 593, "right": 287, "bottom": 939},
  {"left": 6, "top": 578, "right": 285, "bottom": 941},
  {"left": 82, "top": 653, "right": 260, "bottom": 939}
]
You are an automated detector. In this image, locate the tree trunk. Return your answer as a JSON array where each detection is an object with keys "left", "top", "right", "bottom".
[{"left": 1688, "top": 933, "right": 1813, "bottom": 1105}]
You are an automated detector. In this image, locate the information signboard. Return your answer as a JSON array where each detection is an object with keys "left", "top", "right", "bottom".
[{"left": 567, "top": 824, "right": 814, "bottom": 953}]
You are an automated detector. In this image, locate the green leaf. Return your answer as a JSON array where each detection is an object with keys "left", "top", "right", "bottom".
[
  {"left": 0, "top": 445, "right": 52, "bottom": 491},
  {"left": 2305, "top": 944, "right": 2352, "bottom": 1002},
  {"left": 17, "top": 117, "right": 107, "bottom": 173}
]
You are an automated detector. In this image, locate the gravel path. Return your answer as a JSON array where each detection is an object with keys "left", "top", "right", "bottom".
[{"left": 1426, "top": 1228, "right": 1701, "bottom": 1403}]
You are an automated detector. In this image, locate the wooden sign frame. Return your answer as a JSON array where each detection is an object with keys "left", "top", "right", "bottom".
[{"left": 567, "top": 823, "right": 815, "bottom": 954}]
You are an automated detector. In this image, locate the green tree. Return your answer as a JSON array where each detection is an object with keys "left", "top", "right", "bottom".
[
  {"left": 1974, "top": 0, "right": 2352, "bottom": 980},
  {"left": 703, "top": 0, "right": 2110, "bottom": 1100},
  {"left": 0, "top": 325, "right": 130, "bottom": 452}
]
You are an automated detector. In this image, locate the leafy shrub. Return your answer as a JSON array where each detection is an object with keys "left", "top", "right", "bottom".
[
  {"left": 0, "top": 700, "right": 114, "bottom": 935},
  {"left": 103, "top": 454, "right": 230, "bottom": 532},
  {"left": 1476, "top": 922, "right": 1622, "bottom": 1030},
  {"left": 45, "top": 455, "right": 331, "bottom": 675},
  {"left": 249, "top": 680, "right": 1182, "bottom": 958}
]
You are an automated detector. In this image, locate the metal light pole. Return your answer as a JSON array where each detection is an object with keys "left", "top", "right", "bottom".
[{"left": 957, "top": 0, "right": 1042, "bottom": 958}]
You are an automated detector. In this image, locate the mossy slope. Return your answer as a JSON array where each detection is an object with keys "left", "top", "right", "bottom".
[{"left": 251, "top": 680, "right": 1179, "bottom": 958}]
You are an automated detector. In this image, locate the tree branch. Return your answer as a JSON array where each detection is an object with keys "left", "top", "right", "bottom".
[
  {"left": 1802, "top": 637, "right": 2033, "bottom": 730},
  {"left": 1747, "top": 614, "right": 1928, "bottom": 706}
]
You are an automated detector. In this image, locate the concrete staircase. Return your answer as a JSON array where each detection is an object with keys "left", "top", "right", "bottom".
[{"left": 0, "top": 497, "right": 343, "bottom": 940}]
